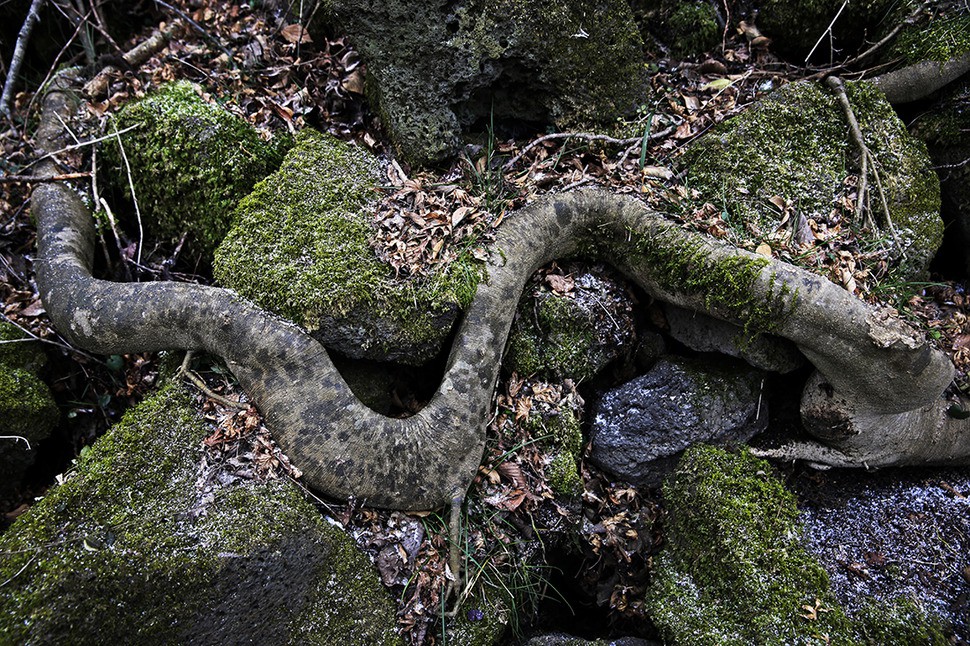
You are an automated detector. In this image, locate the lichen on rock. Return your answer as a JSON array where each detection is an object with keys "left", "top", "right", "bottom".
[
  {"left": 680, "top": 79, "right": 943, "bottom": 279},
  {"left": 103, "top": 80, "right": 290, "bottom": 257},
  {"left": 644, "top": 445, "right": 949, "bottom": 644},
  {"left": 213, "top": 127, "right": 483, "bottom": 364},
  {"left": 0, "top": 382, "right": 401, "bottom": 645},
  {"left": 317, "top": 0, "right": 649, "bottom": 166},
  {"left": 0, "top": 321, "right": 57, "bottom": 505}
]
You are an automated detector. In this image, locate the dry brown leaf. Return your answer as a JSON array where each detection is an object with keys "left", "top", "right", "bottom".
[
  {"left": 341, "top": 69, "right": 365, "bottom": 94},
  {"left": 755, "top": 243, "right": 773, "bottom": 257},
  {"left": 280, "top": 24, "right": 312, "bottom": 44},
  {"left": 545, "top": 273, "right": 574, "bottom": 295}
]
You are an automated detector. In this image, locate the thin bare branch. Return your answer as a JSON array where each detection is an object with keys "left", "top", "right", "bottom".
[{"left": 1, "top": 0, "right": 47, "bottom": 119}]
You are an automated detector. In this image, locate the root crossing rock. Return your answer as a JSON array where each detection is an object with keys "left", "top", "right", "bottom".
[{"left": 31, "top": 72, "right": 966, "bottom": 511}]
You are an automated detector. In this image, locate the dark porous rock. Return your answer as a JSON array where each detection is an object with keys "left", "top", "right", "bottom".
[
  {"left": 590, "top": 356, "right": 767, "bottom": 487},
  {"left": 505, "top": 264, "right": 637, "bottom": 383},
  {"left": 317, "top": 0, "right": 649, "bottom": 166},
  {"left": 663, "top": 303, "right": 805, "bottom": 373}
]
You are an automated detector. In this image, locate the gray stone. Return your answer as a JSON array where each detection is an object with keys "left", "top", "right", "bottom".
[
  {"left": 0, "top": 383, "right": 401, "bottom": 645},
  {"left": 0, "top": 321, "right": 57, "bottom": 506},
  {"left": 663, "top": 303, "right": 805, "bottom": 373},
  {"left": 317, "top": 0, "right": 649, "bottom": 166},
  {"left": 590, "top": 356, "right": 767, "bottom": 487}
]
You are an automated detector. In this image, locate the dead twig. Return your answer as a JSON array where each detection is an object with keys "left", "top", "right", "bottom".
[
  {"left": 0, "top": 0, "right": 47, "bottom": 119},
  {"left": 825, "top": 75, "right": 901, "bottom": 252},
  {"left": 805, "top": 0, "right": 930, "bottom": 80},
  {"left": 805, "top": 0, "right": 848, "bottom": 64},
  {"left": 178, "top": 351, "right": 249, "bottom": 410},
  {"left": 0, "top": 172, "right": 91, "bottom": 183},
  {"left": 84, "top": 19, "right": 184, "bottom": 98},
  {"left": 504, "top": 132, "right": 648, "bottom": 172},
  {"left": 0, "top": 436, "right": 32, "bottom": 450}
]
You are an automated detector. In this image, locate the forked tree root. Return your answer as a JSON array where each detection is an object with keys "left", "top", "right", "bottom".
[{"left": 30, "top": 71, "right": 970, "bottom": 512}]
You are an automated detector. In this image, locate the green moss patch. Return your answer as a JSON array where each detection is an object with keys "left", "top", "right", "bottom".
[
  {"left": 0, "top": 383, "right": 400, "bottom": 645},
  {"left": 103, "top": 81, "right": 289, "bottom": 257},
  {"left": 680, "top": 80, "right": 942, "bottom": 279},
  {"left": 213, "top": 128, "right": 483, "bottom": 364},
  {"left": 631, "top": 228, "right": 797, "bottom": 343},
  {"left": 644, "top": 445, "right": 948, "bottom": 645},
  {"left": 320, "top": 0, "right": 648, "bottom": 165},
  {"left": 891, "top": 10, "right": 970, "bottom": 64}
]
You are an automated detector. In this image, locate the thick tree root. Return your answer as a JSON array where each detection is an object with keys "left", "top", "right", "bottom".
[
  {"left": 872, "top": 51, "right": 970, "bottom": 104},
  {"left": 31, "top": 71, "right": 967, "bottom": 511}
]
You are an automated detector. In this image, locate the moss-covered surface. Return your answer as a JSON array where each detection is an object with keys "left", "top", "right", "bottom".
[
  {"left": 628, "top": 226, "right": 798, "bottom": 343},
  {"left": 629, "top": 0, "right": 720, "bottom": 57},
  {"left": 103, "top": 80, "right": 289, "bottom": 257},
  {"left": 507, "top": 295, "right": 599, "bottom": 382},
  {"left": 0, "top": 383, "right": 401, "bottom": 645},
  {"left": 0, "top": 321, "right": 57, "bottom": 504},
  {"left": 319, "top": 0, "right": 649, "bottom": 166},
  {"left": 890, "top": 9, "right": 970, "bottom": 64},
  {"left": 0, "top": 320, "right": 46, "bottom": 372},
  {"left": 213, "top": 127, "right": 483, "bottom": 364},
  {"left": 679, "top": 80, "right": 943, "bottom": 279},
  {"left": 528, "top": 409, "right": 583, "bottom": 497},
  {"left": 644, "top": 445, "right": 949, "bottom": 645}
]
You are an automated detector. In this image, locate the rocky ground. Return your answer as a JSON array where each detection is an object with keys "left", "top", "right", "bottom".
[{"left": 2, "top": 0, "right": 969, "bottom": 643}]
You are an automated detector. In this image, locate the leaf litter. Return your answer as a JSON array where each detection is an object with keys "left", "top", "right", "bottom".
[{"left": 2, "top": 0, "right": 970, "bottom": 643}]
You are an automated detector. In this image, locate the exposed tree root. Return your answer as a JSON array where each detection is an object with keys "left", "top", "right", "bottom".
[
  {"left": 872, "top": 50, "right": 970, "bottom": 104},
  {"left": 30, "top": 70, "right": 968, "bottom": 514}
]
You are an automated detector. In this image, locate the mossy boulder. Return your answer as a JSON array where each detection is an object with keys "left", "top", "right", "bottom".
[
  {"left": 643, "top": 445, "right": 948, "bottom": 645},
  {"left": 317, "top": 0, "right": 649, "bottom": 166},
  {"left": 680, "top": 79, "right": 943, "bottom": 279},
  {"left": 213, "top": 128, "right": 482, "bottom": 364},
  {"left": 506, "top": 267, "right": 635, "bottom": 383},
  {"left": 628, "top": 0, "right": 720, "bottom": 57},
  {"left": 0, "top": 383, "right": 401, "bottom": 645},
  {"left": 910, "top": 79, "right": 970, "bottom": 273},
  {"left": 888, "top": 7, "right": 970, "bottom": 64},
  {"left": 0, "top": 321, "right": 57, "bottom": 505},
  {"left": 103, "top": 81, "right": 289, "bottom": 257}
]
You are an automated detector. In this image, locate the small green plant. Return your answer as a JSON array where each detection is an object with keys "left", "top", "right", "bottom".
[{"left": 462, "top": 106, "right": 508, "bottom": 214}]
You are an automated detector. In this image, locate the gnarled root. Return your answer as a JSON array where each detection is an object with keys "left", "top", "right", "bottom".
[
  {"left": 755, "top": 370, "right": 970, "bottom": 469},
  {"left": 31, "top": 69, "right": 970, "bottom": 515}
]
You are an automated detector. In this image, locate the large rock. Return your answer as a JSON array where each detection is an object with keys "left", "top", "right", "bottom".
[
  {"left": 0, "top": 383, "right": 401, "bottom": 645},
  {"left": 214, "top": 128, "right": 481, "bottom": 364},
  {"left": 910, "top": 79, "right": 970, "bottom": 274},
  {"left": 589, "top": 356, "right": 767, "bottom": 487},
  {"left": 505, "top": 265, "right": 636, "bottom": 383},
  {"left": 680, "top": 80, "right": 943, "bottom": 279},
  {"left": 104, "top": 81, "right": 290, "bottom": 257},
  {"left": 0, "top": 321, "right": 57, "bottom": 506},
  {"left": 643, "top": 446, "right": 949, "bottom": 644},
  {"left": 318, "top": 0, "right": 649, "bottom": 166}
]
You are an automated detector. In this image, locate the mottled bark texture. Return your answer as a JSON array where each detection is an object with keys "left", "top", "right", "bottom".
[
  {"left": 31, "top": 73, "right": 970, "bottom": 511},
  {"left": 872, "top": 51, "right": 970, "bottom": 104}
]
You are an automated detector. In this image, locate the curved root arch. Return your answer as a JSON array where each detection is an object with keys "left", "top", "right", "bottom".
[{"left": 31, "top": 73, "right": 968, "bottom": 511}]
